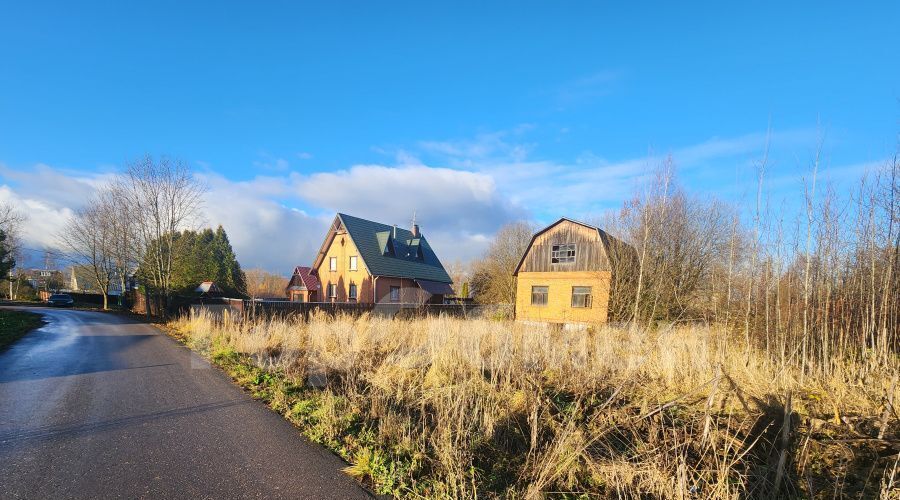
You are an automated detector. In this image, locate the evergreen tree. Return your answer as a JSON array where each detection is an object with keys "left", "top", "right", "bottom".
[{"left": 138, "top": 226, "right": 247, "bottom": 298}]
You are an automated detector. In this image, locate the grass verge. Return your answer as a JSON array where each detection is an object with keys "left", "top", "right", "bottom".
[
  {"left": 166, "top": 311, "right": 900, "bottom": 498},
  {"left": 0, "top": 310, "right": 46, "bottom": 350}
]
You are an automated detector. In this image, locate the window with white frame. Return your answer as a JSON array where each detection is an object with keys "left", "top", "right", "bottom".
[
  {"left": 349, "top": 283, "right": 357, "bottom": 301},
  {"left": 328, "top": 283, "right": 337, "bottom": 299},
  {"left": 571, "top": 286, "right": 592, "bottom": 308},
  {"left": 551, "top": 243, "right": 576, "bottom": 264},
  {"left": 389, "top": 286, "right": 400, "bottom": 302},
  {"left": 349, "top": 255, "right": 357, "bottom": 271},
  {"left": 329, "top": 257, "right": 337, "bottom": 271}
]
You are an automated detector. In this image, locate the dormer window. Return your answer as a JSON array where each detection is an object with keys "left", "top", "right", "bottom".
[{"left": 551, "top": 243, "right": 576, "bottom": 264}]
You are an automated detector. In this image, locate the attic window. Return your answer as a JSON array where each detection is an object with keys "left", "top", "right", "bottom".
[{"left": 551, "top": 243, "right": 576, "bottom": 264}]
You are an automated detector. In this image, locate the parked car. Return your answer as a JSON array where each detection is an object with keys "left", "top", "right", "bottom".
[{"left": 48, "top": 293, "right": 74, "bottom": 307}]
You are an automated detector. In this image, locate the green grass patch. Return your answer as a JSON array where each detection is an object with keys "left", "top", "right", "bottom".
[{"left": 0, "top": 310, "right": 45, "bottom": 350}]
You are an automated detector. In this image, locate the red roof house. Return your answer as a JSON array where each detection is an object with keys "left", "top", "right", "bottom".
[{"left": 285, "top": 266, "right": 320, "bottom": 302}]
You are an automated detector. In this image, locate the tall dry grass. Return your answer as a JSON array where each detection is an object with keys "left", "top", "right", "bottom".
[{"left": 171, "top": 310, "right": 899, "bottom": 498}]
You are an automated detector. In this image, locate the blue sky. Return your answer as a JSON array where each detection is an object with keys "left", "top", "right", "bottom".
[{"left": 1, "top": 1, "right": 897, "bottom": 271}]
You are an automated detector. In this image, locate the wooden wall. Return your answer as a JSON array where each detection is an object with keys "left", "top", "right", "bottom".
[{"left": 518, "top": 220, "right": 611, "bottom": 273}]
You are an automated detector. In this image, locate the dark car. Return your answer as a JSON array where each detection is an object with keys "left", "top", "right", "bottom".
[{"left": 48, "top": 293, "right": 75, "bottom": 307}]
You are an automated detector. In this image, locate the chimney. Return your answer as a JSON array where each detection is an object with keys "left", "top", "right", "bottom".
[
  {"left": 392, "top": 224, "right": 397, "bottom": 239},
  {"left": 411, "top": 223, "right": 420, "bottom": 237}
]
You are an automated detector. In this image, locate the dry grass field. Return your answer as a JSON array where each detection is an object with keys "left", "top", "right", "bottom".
[{"left": 169, "top": 311, "right": 899, "bottom": 498}]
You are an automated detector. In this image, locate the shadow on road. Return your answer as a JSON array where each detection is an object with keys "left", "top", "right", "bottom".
[{"left": 0, "top": 399, "right": 250, "bottom": 445}]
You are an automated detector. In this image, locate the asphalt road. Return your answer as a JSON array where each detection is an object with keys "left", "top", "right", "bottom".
[{"left": 0, "top": 307, "right": 372, "bottom": 499}]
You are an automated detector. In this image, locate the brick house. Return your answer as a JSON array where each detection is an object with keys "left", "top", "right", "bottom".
[
  {"left": 311, "top": 213, "right": 453, "bottom": 304},
  {"left": 285, "top": 266, "right": 320, "bottom": 302},
  {"left": 513, "top": 218, "right": 632, "bottom": 325}
]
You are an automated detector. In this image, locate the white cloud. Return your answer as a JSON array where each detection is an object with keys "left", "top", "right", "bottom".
[
  {"left": 0, "top": 185, "right": 72, "bottom": 251},
  {"left": 294, "top": 164, "right": 525, "bottom": 236},
  {"left": 0, "top": 125, "right": 845, "bottom": 272},
  {"left": 201, "top": 174, "right": 329, "bottom": 272}
]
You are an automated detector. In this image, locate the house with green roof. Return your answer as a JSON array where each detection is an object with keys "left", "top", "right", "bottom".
[{"left": 311, "top": 213, "right": 454, "bottom": 304}]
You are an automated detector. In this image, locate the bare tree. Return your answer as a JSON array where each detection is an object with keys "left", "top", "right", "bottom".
[
  {"left": 121, "top": 156, "right": 206, "bottom": 310},
  {"left": 58, "top": 198, "right": 117, "bottom": 309},
  {"left": 98, "top": 184, "right": 139, "bottom": 305},
  {"left": 0, "top": 202, "right": 26, "bottom": 298},
  {"left": 444, "top": 259, "right": 472, "bottom": 297},
  {"left": 470, "top": 222, "right": 534, "bottom": 304},
  {"left": 245, "top": 268, "right": 289, "bottom": 299}
]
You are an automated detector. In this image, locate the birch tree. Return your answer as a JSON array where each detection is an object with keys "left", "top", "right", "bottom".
[{"left": 122, "top": 156, "right": 206, "bottom": 310}]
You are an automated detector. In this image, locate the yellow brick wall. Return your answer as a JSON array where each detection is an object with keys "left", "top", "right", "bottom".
[
  {"left": 316, "top": 232, "right": 373, "bottom": 302},
  {"left": 515, "top": 271, "right": 610, "bottom": 324}
]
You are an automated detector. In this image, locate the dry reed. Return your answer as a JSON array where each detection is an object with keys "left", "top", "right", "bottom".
[{"left": 170, "top": 310, "right": 899, "bottom": 498}]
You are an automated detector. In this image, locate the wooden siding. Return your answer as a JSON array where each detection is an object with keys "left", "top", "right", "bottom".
[
  {"left": 518, "top": 220, "right": 611, "bottom": 273},
  {"left": 515, "top": 271, "right": 610, "bottom": 323}
]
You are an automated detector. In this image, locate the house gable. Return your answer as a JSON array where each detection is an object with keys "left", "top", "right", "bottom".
[
  {"left": 514, "top": 218, "right": 614, "bottom": 275},
  {"left": 316, "top": 213, "right": 452, "bottom": 283}
]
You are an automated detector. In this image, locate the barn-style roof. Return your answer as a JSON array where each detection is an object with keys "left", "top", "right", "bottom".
[
  {"left": 512, "top": 217, "right": 633, "bottom": 276},
  {"left": 314, "top": 213, "right": 452, "bottom": 284}
]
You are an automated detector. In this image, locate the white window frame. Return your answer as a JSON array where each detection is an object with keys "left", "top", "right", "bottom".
[
  {"left": 349, "top": 283, "right": 357, "bottom": 301},
  {"left": 389, "top": 285, "right": 400, "bottom": 302},
  {"left": 328, "top": 283, "right": 337, "bottom": 299},
  {"left": 349, "top": 255, "right": 358, "bottom": 271},
  {"left": 551, "top": 243, "right": 576, "bottom": 264},
  {"left": 329, "top": 257, "right": 337, "bottom": 272}
]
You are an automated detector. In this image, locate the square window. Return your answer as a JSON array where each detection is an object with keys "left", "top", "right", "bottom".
[
  {"left": 329, "top": 257, "right": 337, "bottom": 271},
  {"left": 531, "top": 286, "right": 548, "bottom": 306},
  {"left": 571, "top": 286, "right": 592, "bottom": 308},
  {"left": 551, "top": 243, "right": 576, "bottom": 264},
  {"left": 389, "top": 286, "right": 400, "bottom": 302},
  {"left": 349, "top": 255, "right": 358, "bottom": 271}
]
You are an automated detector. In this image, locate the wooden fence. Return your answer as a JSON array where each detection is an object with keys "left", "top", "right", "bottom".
[{"left": 191, "top": 298, "right": 513, "bottom": 322}]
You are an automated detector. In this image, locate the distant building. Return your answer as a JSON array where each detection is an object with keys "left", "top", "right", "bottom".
[
  {"left": 195, "top": 281, "right": 223, "bottom": 296},
  {"left": 310, "top": 213, "right": 453, "bottom": 304},
  {"left": 285, "top": 266, "right": 320, "bottom": 302},
  {"left": 68, "top": 266, "right": 125, "bottom": 296},
  {"left": 513, "top": 218, "right": 633, "bottom": 325},
  {"left": 22, "top": 268, "right": 64, "bottom": 292}
]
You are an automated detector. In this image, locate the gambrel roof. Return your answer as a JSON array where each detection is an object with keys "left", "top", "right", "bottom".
[{"left": 513, "top": 217, "right": 633, "bottom": 275}]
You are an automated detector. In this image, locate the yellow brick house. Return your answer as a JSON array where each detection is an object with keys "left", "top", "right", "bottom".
[
  {"left": 513, "top": 218, "right": 632, "bottom": 325},
  {"left": 311, "top": 213, "right": 454, "bottom": 304}
]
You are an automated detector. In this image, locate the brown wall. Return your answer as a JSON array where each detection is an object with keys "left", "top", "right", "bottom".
[
  {"left": 518, "top": 219, "right": 611, "bottom": 273},
  {"left": 288, "top": 289, "right": 317, "bottom": 302},
  {"left": 373, "top": 277, "right": 429, "bottom": 304},
  {"left": 515, "top": 271, "right": 611, "bottom": 324}
]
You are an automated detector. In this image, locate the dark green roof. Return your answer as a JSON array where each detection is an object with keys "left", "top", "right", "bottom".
[{"left": 338, "top": 213, "right": 452, "bottom": 283}]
